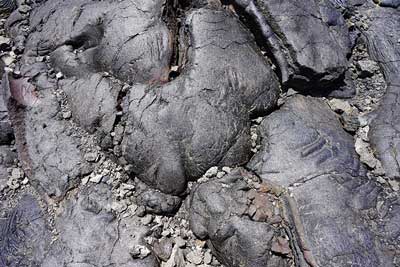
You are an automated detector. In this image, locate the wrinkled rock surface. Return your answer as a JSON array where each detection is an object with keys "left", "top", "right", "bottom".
[
  {"left": 362, "top": 6, "right": 400, "bottom": 180},
  {"left": 42, "top": 184, "right": 159, "bottom": 267},
  {"left": 189, "top": 168, "right": 290, "bottom": 267},
  {"left": 3, "top": 67, "right": 84, "bottom": 198},
  {"left": 1, "top": 1, "right": 400, "bottom": 267},
  {"left": 122, "top": 7, "right": 279, "bottom": 195},
  {"left": 224, "top": 0, "right": 352, "bottom": 95},
  {"left": 0, "top": 194, "right": 52, "bottom": 266},
  {"left": 248, "top": 95, "right": 389, "bottom": 266}
]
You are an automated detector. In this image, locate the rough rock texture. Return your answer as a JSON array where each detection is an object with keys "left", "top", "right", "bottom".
[
  {"left": 20, "top": 0, "right": 172, "bottom": 136},
  {"left": 0, "top": 194, "right": 52, "bottom": 267},
  {"left": 25, "top": 0, "right": 171, "bottom": 84},
  {"left": 374, "top": 0, "right": 400, "bottom": 8},
  {"left": 362, "top": 6, "right": 400, "bottom": 180},
  {"left": 122, "top": 7, "right": 279, "bottom": 195},
  {"left": 224, "top": 0, "right": 352, "bottom": 95},
  {"left": 3, "top": 65, "right": 84, "bottom": 198},
  {"left": 0, "top": 84, "right": 13, "bottom": 144},
  {"left": 189, "top": 168, "right": 290, "bottom": 267},
  {"left": 42, "top": 184, "right": 159, "bottom": 267},
  {"left": 248, "top": 95, "right": 388, "bottom": 266},
  {"left": 11, "top": 0, "right": 280, "bottom": 197},
  {"left": 135, "top": 178, "right": 182, "bottom": 216},
  {"left": 0, "top": 145, "right": 16, "bottom": 189},
  {"left": 1, "top": 0, "right": 400, "bottom": 267},
  {"left": 0, "top": 185, "right": 160, "bottom": 267}
]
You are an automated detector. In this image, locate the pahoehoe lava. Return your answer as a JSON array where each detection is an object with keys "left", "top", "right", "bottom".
[{"left": 0, "top": 0, "right": 399, "bottom": 266}]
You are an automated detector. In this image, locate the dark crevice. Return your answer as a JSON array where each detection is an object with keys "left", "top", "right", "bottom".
[
  {"left": 162, "top": 0, "right": 190, "bottom": 81},
  {"left": 64, "top": 22, "right": 104, "bottom": 51},
  {"left": 221, "top": 0, "right": 290, "bottom": 86}
]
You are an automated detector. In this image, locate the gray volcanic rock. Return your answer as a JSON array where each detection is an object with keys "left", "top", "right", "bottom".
[
  {"left": 0, "top": 194, "right": 52, "bottom": 267},
  {"left": 248, "top": 95, "right": 388, "bottom": 266},
  {"left": 58, "top": 74, "right": 122, "bottom": 135},
  {"left": 9, "top": 1, "right": 279, "bottom": 197},
  {"left": 362, "top": 7, "right": 400, "bottom": 180},
  {"left": 223, "top": 0, "right": 352, "bottom": 95},
  {"left": 3, "top": 66, "right": 84, "bottom": 198},
  {"left": 249, "top": 95, "right": 363, "bottom": 184},
  {"left": 374, "top": 0, "right": 400, "bottom": 8},
  {"left": 0, "top": 82, "right": 13, "bottom": 145},
  {"left": 3, "top": 1, "right": 399, "bottom": 266},
  {"left": 20, "top": 0, "right": 172, "bottom": 135},
  {"left": 0, "top": 186, "right": 159, "bottom": 267},
  {"left": 189, "top": 168, "right": 290, "bottom": 267},
  {"left": 122, "top": 7, "right": 279, "bottom": 195},
  {"left": 25, "top": 0, "right": 171, "bottom": 84},
  {"left": 0, "top": 145, "right": 16, "bottom": 189},
  {"left": 135, "top": 178, "right": 182, "bottom": 216},
  {"left": 42, "top": 184, "right": 159, "bottom": 267}
]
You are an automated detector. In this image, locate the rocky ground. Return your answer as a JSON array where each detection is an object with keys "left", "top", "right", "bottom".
[{"left": 0, "top": 0, "right": 399, "bottom": 266}]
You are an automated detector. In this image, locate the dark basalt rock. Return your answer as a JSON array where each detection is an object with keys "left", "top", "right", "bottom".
[
  {"left": 0, "top": 186, "right": 159, "bottom": 267},
  {"left": 249, "top": 95, "right": 363, "bottom": 184},
  {"left": 0, "top": 0, "right": 16, "bottom": 15},
  {"left": 135, "top": 178, "right": 182, "bottom": 216},
  {"left": 223, "top": 0, "right": 352, "bottom": 95},
  {"left": 20, "top": 0, "right": 172, "bottom": 135},
  {"left": 0, "top": 145, "right": 16, "bottom": 189},
  {"left": 362, "top": 7, "right": 400, "bottom": 180},
  {"left": 41, "top": 184, "right": 159, "bottom": 267},
  {"left": 58, "top": 74, "right": 122, "bottom": 135},
  {"left": 25, "top": 0, "right": 171, "bottom": 84},
  {"left": 189, "top": 168, "right": 290, "bottom": 267},
  {"left": 122, "top": 7, "right": 279, "bottom": 195},
  {"left": 0, "top": 81, "right": 13, "bottom": 145},
  {"left": 374, "top": 0, "right": 400, "bottom": 8},
  {"left": 8, "top": 1, "right": 280, "bottom": 197},
  {"left": 2, "top": 1, "right": 399, "bottom": 266},
  {"left": 0, "top": 194, "right": 52, "bottom": 267},
  {"left": 248, "top": 95, "right": 389, "bottom": 267},
  {"left": 3, "top": 65, "right": 84, "bottom": 198}
]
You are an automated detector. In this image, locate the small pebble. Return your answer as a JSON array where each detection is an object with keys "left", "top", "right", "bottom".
[
  {"left": 205, "top": 167, "right": 218, "bottom": 178},
  {"left": 203, "top": 251, "right": 212, "bottom": 264},
  {"left": 56, "top": 72, "right": 64, "bottom": 80},
  {"left": 186, "top": 250, "right": 203, "bottom": 265},
  {"left": 84, "top": 152, "right": 98, "bottom": 162},
  {"left": 62, "top": 111, "right": 72, "bottom": 119}
]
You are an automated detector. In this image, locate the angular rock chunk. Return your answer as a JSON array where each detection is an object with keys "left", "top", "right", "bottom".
[
  {"left": 362, "top": 7, "right": 400, "bottom": 180},
  {"left": 135, "top": 178, "right": 182, "bottom": 215},
  {"left": 0, "top": 194, "right": 52, "bottom": 267},
  {"left": 248, "top": 95, "right": 388, "bottom": 266},
  {"left": 3, "top": 66, "right": 84, "bottom": 198},
  {"left": 224, "top": 0, "right": 352, "bottom": 94},
  {"left": 189, "top": 168, "right": 290, "bottom": 267},
  {"left": 42, "top": 184, "right": 159, "bottom": 267},
  {"left": 122, "top": 7, "right": 279, "bottom": 195}
]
